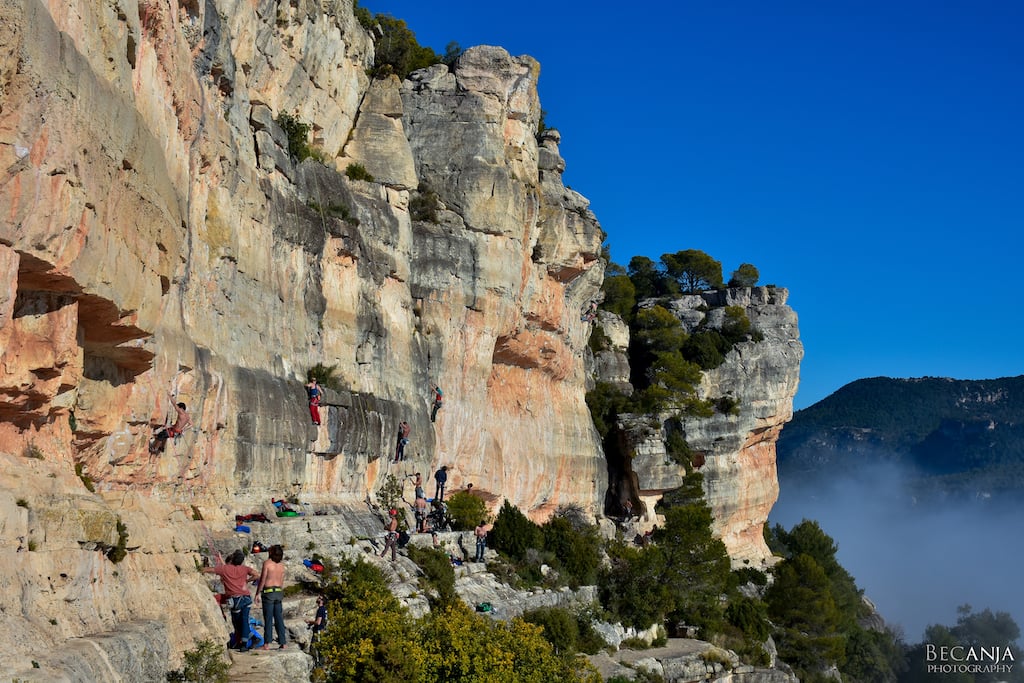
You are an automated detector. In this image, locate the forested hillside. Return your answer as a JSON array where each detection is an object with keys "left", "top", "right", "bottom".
[{"left": 778, "top": 376, "right": 1024, "bottom": 498}]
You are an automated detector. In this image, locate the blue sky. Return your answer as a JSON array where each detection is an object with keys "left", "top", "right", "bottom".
[{"left": 361, "top": 1, "right": 1024, "bottom": 409}]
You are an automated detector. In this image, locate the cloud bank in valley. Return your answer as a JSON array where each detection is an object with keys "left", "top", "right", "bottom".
[{"left": 771, "top": 461, "right": 1023, "bottom": 643}]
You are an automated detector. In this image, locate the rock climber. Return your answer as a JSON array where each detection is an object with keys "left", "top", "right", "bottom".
[
  {"left": 394, "top": 420, "right": 411, "bottom": 462},
  {"left": 430, "top": 385, "right": 443, "bottom": 422},
  {"left": 306, "top": 377, "right": 322, "bottom": 426},
  {"left": 150, "top": 392, "right": 191, "bottom": 454}
]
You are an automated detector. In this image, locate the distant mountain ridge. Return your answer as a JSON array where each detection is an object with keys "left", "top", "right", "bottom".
[{"left": 777, "top": 376, "right": 1024, "bottom": 498}]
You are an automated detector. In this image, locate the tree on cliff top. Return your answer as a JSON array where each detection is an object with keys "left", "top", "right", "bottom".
[
  {"left": 369, "top": 15, "right": 441, "bottom": 79},
  {"left": 729, "top": 263, "right": 760, "bottom": 287},
  {"left": 662, "top": 249, "right": 724, "bottom": 293}
]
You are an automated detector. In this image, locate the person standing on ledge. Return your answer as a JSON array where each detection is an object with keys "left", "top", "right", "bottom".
[
  {"left": 381, "top": 509, "right": 399, "bottom": 562},
  {"left": 474, "top": 520, "right": 489, "bottom": 563},
  {"left": 255, "top": 544, "right": 287, "bottom": 650},
  {"left": 430, "top": 385, "right": 443, "bottom": 422},
  {"left": 434, "top": 465, "right": 448, "bottom": 502},
  {"left": 204, "top": 550, "right": 258, "bottom": 652}
]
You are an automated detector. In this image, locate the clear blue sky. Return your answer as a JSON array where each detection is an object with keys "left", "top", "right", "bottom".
[{"left": 362, "top": 0, "right": 1024, "bottom": 409}]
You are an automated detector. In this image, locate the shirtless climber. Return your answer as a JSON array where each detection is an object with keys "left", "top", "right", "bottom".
[{"left": 150, "top": 393, "right": 192, "bottom": 454}]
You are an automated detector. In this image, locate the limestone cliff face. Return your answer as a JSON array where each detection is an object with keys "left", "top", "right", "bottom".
[
  {"left": 2, "top": 0, "right": 604, "bottom": 504},
  {"left": 598, "top": 287, "right": 803, "bottom": 565},
  {"left": 0, "top": 0, "right": 800, "bottom": 676},
  {"left": 1, "top": 0, "right": 602, "bottom": 676}
]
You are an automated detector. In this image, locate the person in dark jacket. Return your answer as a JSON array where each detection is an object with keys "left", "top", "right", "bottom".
[{"left": 434, "top": 465, "right": 448, "bottom": 501}]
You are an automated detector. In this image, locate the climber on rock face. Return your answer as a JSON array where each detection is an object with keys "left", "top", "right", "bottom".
[
  {"left": 306, "top": 377, "right": 322, "bottom": 426},
  {"left": 150, "top": 393, "right": 191, "bottom": 454},
  {"left": 430, "top": 385, "right": 443, "bottom": 422},
  {"left": 394, "top": 420, "right": 411, "bottom": 462}
]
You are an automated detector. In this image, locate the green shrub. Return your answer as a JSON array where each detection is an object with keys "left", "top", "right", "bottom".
[
  {"left": 107, "top": 519, "right": 129, "bottom": 564},
  {"left": 23, "top": 442, "right": 44, "bottom": 459},
  {"left": 318, "top": 559, "right": 420, "bottom": 680},
  {"left": 599, "top": 541, "right": 671, "bottom": 630},
  {"left": 318, "top": 559, "right": 597, "bottom": 681},
  {"left": 608, "top": 672, "right": 665, "bottom": 683},
  {"left": 728, "top": 263, "right": 760, "bottom": 288},
  {"left": 352, "top": 0, "right": 374, "bottom": 30},
  {"left": 306, "top": 362, "right": 342, "bottom": 390},
  {"left": 445, "top": 491, "right": 487, "bottom": 531},
  {"left": 407, "top": 545, "right": 457, "bottom": 607},
  {"left": 585, "top": 382, "right": 630, "bottom": 438},
  {"left": 75, "top": 462, "right": 96, "bottom": 492},
  {"left": 633, "top": 306, "right": 686, "bottom": 354},
  {"left": 410, "top": 182, "right": 440, "bottom": 222},
  {"left": 541, "top": 512, "right": 601, "bottom": 588},
  {"left": 725, "top": 596, "right": 770, "bottom": 642},
  {"left": 732, "top": 566, "right": 768, "bottom": 587},
  {"left": 587, "top": 324, "right": 611, "bottom": 353},
  {"left": 701, "top": 647, "right": 734, "bottom": 667},
  {"left": 441, "top": 41, "right": 463, "bottom": 68},
  {"left": 376, "top": 474, "right": 404, "bottom": 524},
  {"left": 166, "top": 639, "right": 229, "bottom": 683},
  {"left": 715, "top": 395, "right": 740, "bottom": 415},
  {"left": 369, "top": 15, "right": 440, "bottom": 79},
  {"left": 488, "top": 500, "right": 543, "bottom": 562},
  {"left": 16, "top": 498, "right": 28, "bottom": 508},
  {"left": 721, "top": 306, "right": 753, "bottom": 344},
  {"left": 344, "top": 162, "right": 375, "bottom": 182},
  {"left": 600, "top": 274, "right": 636, "bottom": 321},
  {"left": 681, "top": 329, "right": 728, "bottom": 370},
  {"left": 522, "top": 606, "right": 579, "bottom": 655},
  {"left": 416, "top": 603, "right": 596, "bottom": 682},
  {"left": 664, "top": 426, "right": 694, "bottom": 468},
  {"left": 276, "top": 112, "right": 313, "bottom": 162},
  {"left": 620, "top": 636, "right": 653, "bottom": 650},
  {"left": 309, "top": 201, "right": 359, "bottom": 225},
  {"left": 575, "top": 613, "right": 607, "bottom": 655}
]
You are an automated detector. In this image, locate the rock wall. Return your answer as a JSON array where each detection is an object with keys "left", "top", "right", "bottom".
[
  {"left": 0, "top": 0, "right": 801, "bottom": 676},
  {"left": 599, "top": 287, "right": 803, "bottom": 565},
  {"left": 1, "top": 0, "right": 604, "bottom": 676}
]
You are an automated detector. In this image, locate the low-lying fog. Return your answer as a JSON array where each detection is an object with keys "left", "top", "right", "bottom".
[{"left": 771, "top": 462, "right": 1023, "bottom": 642}]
